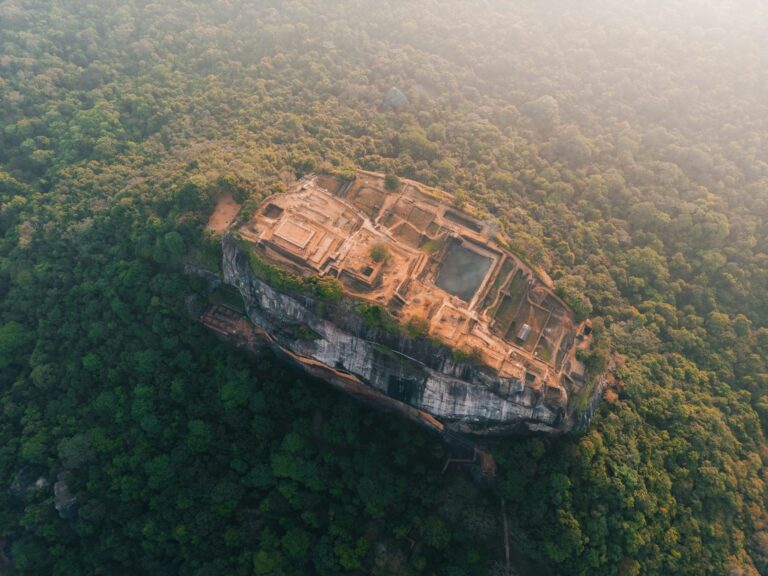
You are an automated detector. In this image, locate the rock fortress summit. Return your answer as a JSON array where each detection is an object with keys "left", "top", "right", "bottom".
[{"left": 203, "top": 170, "right": 604, "bottom": 441}]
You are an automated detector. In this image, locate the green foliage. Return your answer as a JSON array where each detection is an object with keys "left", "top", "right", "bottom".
[
  {"left": 0, "top": 321, "right": 31, "bottom": 369},
  {"left": 400, "top": 126, "right": 439, "bottom": 162},
  {"left": 188, "top": 233, "right": 224, "bottom": 273},
  {"left": 305, "top": 276, "right": 344, "bottom": 302},
  {"left": 451, "top": 347, "right": 483, "bottom": 364},
  {"left": 187, "top": 419, "right": 214, "bottom": 453},
  {"left": 0, "top": 1, "right": 766, "bottom": 575},
  {"left": 57, "top": 433, "right": 95, "bottom": 469},
  {"left": 384, "top": 173, "right": 401, "bottom": 191},
  {"left": 356, "top": 302, "right": 400, "bottom": 333},
  {"left": 370, "top": 242, "right": 389, "bottom": 263},
  {"left": 246, "top": 248, "right": 342, "bottom": 302},
  {"left": 333, "top": 167, "right": 357, "bottom": 182},
  {"left": 555, "top": 282, "right": 593, "bottom": 322},
  {"left": 405, "top": 316, "right": 430, "bottom": 337},
  {"left": 246, "top": 249, "right": 305, "bottom": 293}
]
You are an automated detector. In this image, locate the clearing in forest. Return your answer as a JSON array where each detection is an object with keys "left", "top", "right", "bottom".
[{"left": 208, "top": 193, "right": 242, "bottom": 233}]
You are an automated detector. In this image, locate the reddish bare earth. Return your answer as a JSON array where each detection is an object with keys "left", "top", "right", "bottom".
[{"left": 207, "top": 193, "right": 241, "bottom": 233}]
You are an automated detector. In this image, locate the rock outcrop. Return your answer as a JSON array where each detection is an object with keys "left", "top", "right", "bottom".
[
  {"left": 208, "top": 171, "right": 604, "bottom": 439},
  {"left": 223, "top": 235, "right": 591, "bottom": 435},
  {"left": 53, "top": 472, "right": 77, "bottom": 519},
  {"left": 383, "top": 87, "right": 409, "bottom": 111}
]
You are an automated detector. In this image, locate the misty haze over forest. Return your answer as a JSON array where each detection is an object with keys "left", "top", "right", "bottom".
[{"left": 0, "top": 1, "right": 767, "bottom": 575}]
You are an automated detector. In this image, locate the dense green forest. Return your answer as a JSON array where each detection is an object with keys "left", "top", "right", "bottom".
[{"left": 1, "top": 1, "right": 766, "bottom": 574}]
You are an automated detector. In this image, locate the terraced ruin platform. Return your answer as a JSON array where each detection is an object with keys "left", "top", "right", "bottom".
[{"left": 212, "top": 170, "right": 600, "bottom": 435}]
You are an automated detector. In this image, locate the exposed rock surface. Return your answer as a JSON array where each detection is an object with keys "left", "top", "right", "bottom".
[
  {"left": 8, "top": 466, "right": 47, "bottom": 497},
  {"left": 383, "top": 87, "right": 409, "bottom": 110},
  {"left": 53, "top": 472, "right": 77, "bottom": 519},
  {"left": 223, "top": 235, "right": 592, "bottom": 435}
]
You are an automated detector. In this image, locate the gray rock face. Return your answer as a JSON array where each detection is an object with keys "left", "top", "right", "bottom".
[
  {"left": 223, "top": 236, "right": 575, "bottom": 435},
  {"left": 383, "top": 87, "right": 409, "bottom": 111},
  {"left": 54, "top": 472, "right": 77, "bottom": 519},
  {"left": 8, "top": 466, "right": 47, "bottom": 497}
]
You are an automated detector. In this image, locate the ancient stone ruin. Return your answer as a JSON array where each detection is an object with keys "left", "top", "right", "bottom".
[{"left": 205, "top": 171, "right": 603, "bottom": 437}]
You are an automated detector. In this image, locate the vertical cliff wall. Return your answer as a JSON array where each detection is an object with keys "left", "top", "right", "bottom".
[{"left": 222, "top": 236, "right": 580, "bottom": 435}]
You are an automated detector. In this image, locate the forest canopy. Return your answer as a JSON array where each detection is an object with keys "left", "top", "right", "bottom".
[{"left": 0, "top": 1, "right": 766, "bottom": 575}]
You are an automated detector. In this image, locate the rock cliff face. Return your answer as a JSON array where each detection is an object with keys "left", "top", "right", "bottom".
[{"left": 223, "top": 236, "right": 586, "bottom": 435}]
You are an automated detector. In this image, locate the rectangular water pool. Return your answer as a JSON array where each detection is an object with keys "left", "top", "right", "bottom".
[{"left": 435, "top": 242, "right": 493, "bottom": 302}]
